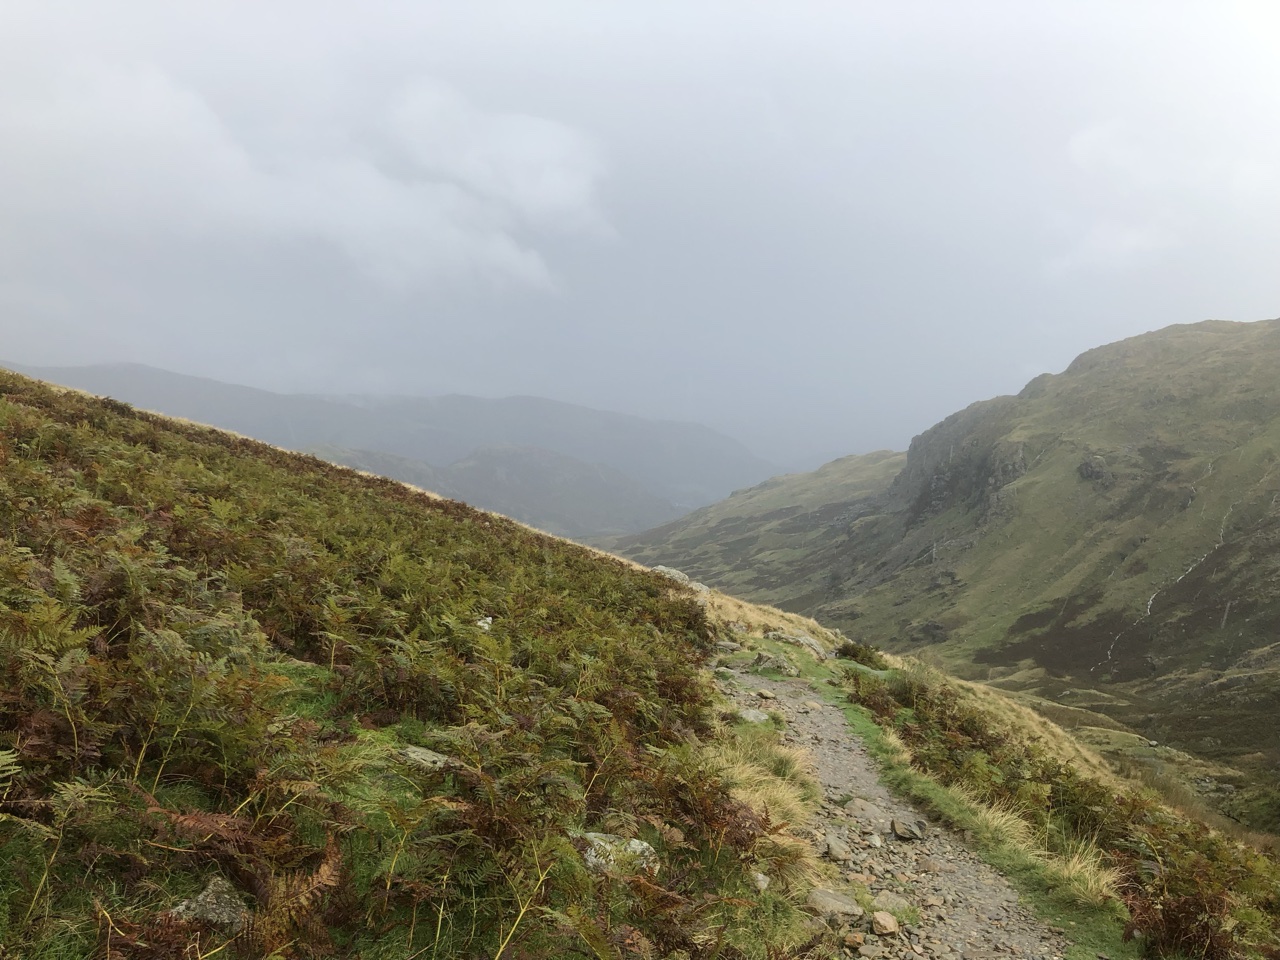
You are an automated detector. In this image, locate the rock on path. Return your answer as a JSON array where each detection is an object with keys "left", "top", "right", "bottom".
[{"left": 725, "top": 671, "right": 1070, "bottom": 960}]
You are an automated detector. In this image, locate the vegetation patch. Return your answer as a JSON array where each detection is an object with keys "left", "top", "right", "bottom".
[
  {"left": 0, "top": 372, "right": 825, "bottom": 958},
  {"left": 836, "top": 647, "right": 1280, "bottom": 959}
]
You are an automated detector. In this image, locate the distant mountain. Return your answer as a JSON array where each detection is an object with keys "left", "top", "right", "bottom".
[
  {"left": 620, "top": 319, "right": 1280, "bottom": 799},
  {"left": 319, "top": 444, "right": 682, "bottom": 540},
  {"left": 4, "top": 362, "right": 775, "bottom": 537}
]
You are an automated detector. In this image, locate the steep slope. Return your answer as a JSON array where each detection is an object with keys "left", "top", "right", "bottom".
[
  {"left": 0, "top": 370, "right": 820, "bottom": 958},
  {"left": 4, "top": 362, "right": 775, "bottom": 514},
  {"left": 321, "top": 444, "right": 683, "bottom": 540},
  {"left": 6, "top": 370, "right": 1280, "bottom": 959},
  {"left": 616, "top": 450, "right": 905, "bottom": 602},
  {"left": 621, "top": 319, "right": 1280, "bottom": 785}
]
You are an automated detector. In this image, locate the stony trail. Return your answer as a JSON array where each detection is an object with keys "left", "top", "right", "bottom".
[{"left": 724, "top": 670, "right": 1073, "bottom": 960}]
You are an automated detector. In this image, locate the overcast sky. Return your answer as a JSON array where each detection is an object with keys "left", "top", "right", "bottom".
[{"left": 3, "top": 2, "right": 1279, "bottom": 467}]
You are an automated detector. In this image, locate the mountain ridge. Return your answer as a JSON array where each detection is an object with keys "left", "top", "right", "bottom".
[
  {"left": 3, "top": 361, "right": 776, "bottom": 537},
  {"left": 618, "top": 317, "right": 1280, "bottom": 823}
]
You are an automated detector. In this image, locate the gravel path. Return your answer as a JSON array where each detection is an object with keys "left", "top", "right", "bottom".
[{"left": 724, "top": 670, "right": 1072, "bottom": 960}]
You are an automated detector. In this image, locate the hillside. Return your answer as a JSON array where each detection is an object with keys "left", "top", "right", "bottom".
[
  {"left": 2, "top": 362, "right": 776, "bottom": 536},
  {"left": 317, "top": 445, "right": 682, "bottom": 540},
  {"left": 0, "top": 370, "right": 819, "bottom": 958},
  {"left": 620, "top": 319, "right": 1280, "bottom": 817},
  {"left": 615, "top": 449, "right": 906, "bottom": 602},
  {"left": 9, "top": 367, "right": 1280, "bottom": 960}
]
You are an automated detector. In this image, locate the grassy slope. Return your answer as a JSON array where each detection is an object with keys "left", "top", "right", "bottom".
[
  {"left": 8, "top": 367, "right": 1277, "bottom": 958},
  {"left": 0, "top": 371, "right": 824, "bottom": 959},
  {"left": 4, "top": 362, "right": 777, "bottom": 513},
  {"left": 614, "top": 450, "right": 906, "bottom": 604},
  {"left": 619, "top": 319, "right": 1280, "bottom": 808},
  {"left": 315, "top": 444, "right": 683, "bottom": 541}
]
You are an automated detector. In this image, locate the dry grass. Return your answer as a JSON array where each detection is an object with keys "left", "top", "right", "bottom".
[
  {"left": 710, "top": 727, "right": 820, "bottom": 827},
  {"left": 951, "top": 679, "right": 1120, "bottom": 787},
  {"left": 945, "top": 784, "right": 1037, "bottom": 850},
  {"left": 705, "top": 593, "right": 839, "bottom": 646},
  {"left": 708, "top": 725, "right": 823, "bottom": 887},
  {"left": 1041, "top": 840, "right": 1124, "bottom": 908},
  {"left": 943, "top": 778, "right": 1122, "bottom": 910},
  {"left": 879, "top": 727, "right": 913, "bottom": 765}
]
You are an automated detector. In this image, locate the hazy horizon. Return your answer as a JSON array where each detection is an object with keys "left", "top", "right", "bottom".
[{"left": 4, "top": 3, "right": 1280, "bottom": 466}]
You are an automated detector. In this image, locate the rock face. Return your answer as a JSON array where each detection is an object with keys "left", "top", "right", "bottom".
[
  {"left": 169, "top": 876, "right": 247, "bottom": 933},
  {"left": 1077, "top": 455, "right": 1114, "bottom": 486},
  {"left": 626, "top": 321, "right": 1280, "bottom": 789}
]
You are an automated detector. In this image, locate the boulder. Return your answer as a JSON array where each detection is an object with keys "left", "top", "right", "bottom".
[
  {"left": 736, "top": 708, "right": 772, "bottom": 724},
  {"left": 765, "top": 630, "right": 828, "bottom": 661},
  {"left": 825, "top": 832, "right": 854, "bottom": 862},
  {"left": 169, "top": 877, "right": 247, "bottom": 933},
  {"left": 807, "top": 887, "right": 865, "bottom": 918},
  {"left": 400, "top": 746, "right": 454, "bottom": 772},
  {"left": 751, "top": 651, "right": 800, "bottom": 677},
  {"left": 873, "top": 890, "right": 910, "bottom": 914},
  {"left": 871, "top": 911, "right": 899, "bottom": 935},
  {"left": 891, "top": 818, "right": 927, "bottom": 841},
  {"left": 653, "top": 565, "right": 690, "bottom": 584},
  {"left": 583, "top": 833, "right": 659, "bottom": 876}
]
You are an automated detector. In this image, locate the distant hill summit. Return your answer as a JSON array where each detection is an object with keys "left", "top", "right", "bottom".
[
  {"left": 621, "top": 318, "right": 1280, "bottom": 807},
  {"left": 3, "top": 361, "right": 775, "bottom": 539}
]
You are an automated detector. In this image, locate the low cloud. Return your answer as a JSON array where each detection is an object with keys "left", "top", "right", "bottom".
[
  {"left": 0, "top": 58, "right": 606, "bottom": 292},
  {"left": 1044, "top": 118, "right": 1280, "bottom": 277}
]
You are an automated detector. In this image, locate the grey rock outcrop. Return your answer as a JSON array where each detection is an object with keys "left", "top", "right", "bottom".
[
  {"left": 170, "top": 877, "right": 247, "bottom": 933},
  {"left": 583, "top": 833, "right": 660, "bottom": 876},
  {"left": 807, "top": 887, "right": 865, "bottom": 918},
  {"left": 653, "top": 565, "right": 691, "bottom": 584}
]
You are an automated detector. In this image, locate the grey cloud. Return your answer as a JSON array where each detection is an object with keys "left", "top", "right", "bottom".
[
  {"left": 0, "top": 32, "right": 606, "bottom": 293},
  {"left": 3, "top": 2, "right": 1280, "bottom": 468}
]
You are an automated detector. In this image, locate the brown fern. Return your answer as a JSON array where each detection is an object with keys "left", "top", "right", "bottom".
[{"left": 241, "top": 835, "right": 342, "bottom": 958}]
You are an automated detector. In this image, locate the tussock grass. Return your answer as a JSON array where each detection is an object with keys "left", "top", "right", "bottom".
[
  {"left": 1041, "top": 839, "right": 1124, "bottom": 909},
  {"left": 706, "top": 592, "right": 840, "bottom": 647},
  {"left": 944, "top": 784, "right": 1037, "bottom": 850},
  {"left": 709, "top": 724, "right": 824, "bottom": 887},
  {"left": 878, "top": 726, "right": 913, "bottom": 765},
  {"left": 711, "top": 725, "right": 821, "bottom": 829}
]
